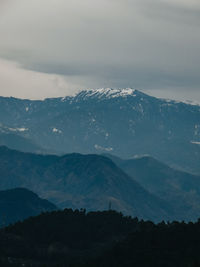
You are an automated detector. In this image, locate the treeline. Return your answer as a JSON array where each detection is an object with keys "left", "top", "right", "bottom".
[{"left": 0, "top": 209, "right": 200, "bottom": 266}]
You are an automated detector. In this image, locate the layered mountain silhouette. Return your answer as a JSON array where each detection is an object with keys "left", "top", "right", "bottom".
[
  {"left": 0, "top": 88, "right": 200, "bottom": 174},
  {"left": 104, "top": 154, "right": 200, "bottom": 221},
  {"left": 1, "top": 146, "right": 200, "bottom": 221},
  {"left": 0, "top": 188, "right": 57, "bottom": 226},
  {"left": 0, "top": 146, "right": 172, "bottom": 222}
]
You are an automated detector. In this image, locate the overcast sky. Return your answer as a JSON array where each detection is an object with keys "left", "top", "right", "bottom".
[{"left": 0, "top": 0, "right": 200, "bottom": 101}]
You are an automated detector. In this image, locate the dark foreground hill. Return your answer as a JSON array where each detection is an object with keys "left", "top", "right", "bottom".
[
  {"left": 0, "top": 188, "right": 57, "bottom": 226},
  {"left": 0, "top": 146, "right": 170, "bottom": 222},
  {"left": 104, "top": 153, "right": 200, "bottom": 221},
  {"left": 0, "top": 209, "right": 200, "bottom": 267}
]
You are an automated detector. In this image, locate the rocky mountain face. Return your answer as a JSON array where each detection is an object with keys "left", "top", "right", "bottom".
[
  {"left": 0, "top": 88, "right": 200, "bottom": 174},
  {"left": 0, "top": 146, "right": 172, "bottom": 222},
  {"left": 0, "top": 188, "right": 57, "bottom": 226}
]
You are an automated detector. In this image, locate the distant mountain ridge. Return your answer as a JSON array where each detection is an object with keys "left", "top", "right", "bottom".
[
  {"left": 2, "top": 146, "right": 200, "bottom": 221},
  {"left": 0, "top": 132, "right": 43, "bottom": 153},
  {"left": 0, "top": 88, "right": 200, "bottom": 173},
  {"left": 104, "top": 153, "right": 200, "bottom": 221}
]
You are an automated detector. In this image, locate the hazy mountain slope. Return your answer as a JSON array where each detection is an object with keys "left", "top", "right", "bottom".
[
  {"left": 0, "top": 188, "right": 57, "bottom": 226},
  {"left": 0, "top": 89, "right": 200, "bottom": 173},
  {"left": 0, "top": 132, "right": 43, "bottom": 153},
  {"left": 0, "top": 146, "right": 172, "bottom": 221},
  {"left": 104, "top": 153, "right": 200, "bottom": 221},
  {"left": 0, "top": 124, "right": 53, "bottom": 154}
]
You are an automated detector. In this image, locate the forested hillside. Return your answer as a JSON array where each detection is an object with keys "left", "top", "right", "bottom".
[{"left": 0, "top": 209, "right": 200, "bottom": 267}]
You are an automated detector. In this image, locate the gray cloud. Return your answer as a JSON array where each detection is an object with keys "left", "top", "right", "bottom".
[{"left": 0, "top": 0, "right": 199, "bottom": 100}]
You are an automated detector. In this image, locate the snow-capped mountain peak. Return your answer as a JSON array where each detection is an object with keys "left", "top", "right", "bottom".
[
  {"left": 0, "top": 88, "right": 200, "bottom": 174},
  {"left": 74, "top": 88, "right": 138, "bottom": 100}
]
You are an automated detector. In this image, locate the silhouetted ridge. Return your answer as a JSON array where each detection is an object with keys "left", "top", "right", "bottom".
[
  {"left": 0, "top": 209, "right": 200, "bottom": 266},
  {"left": 0, "top": 188, "right": 57, "bottom": 226}
]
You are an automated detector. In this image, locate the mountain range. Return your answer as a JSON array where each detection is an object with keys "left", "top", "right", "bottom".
[
  {"left": 1, "top": 146, "right": 200, "bottom": 221},
  {"left": 104, "top": 153, "right": 200, "bottom": 221},
  {"left": 0, "top": 146, "right": 172, "bottom": 222},
  {"left": 0, "top": 88, "right": 200, "bottom": 174}
]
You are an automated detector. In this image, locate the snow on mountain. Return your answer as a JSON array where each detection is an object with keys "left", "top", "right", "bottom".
[
  {"left": 59, "top": 88, "right": 140, "bottom": 103},
  {"left": 79, "top": 88, "right": 137, "bottom": 99},
  {"left": 65, "top": 88, "right": 200, "bottom": 107},
  {"left": 52, "top": 128, "right": 62, "bottom": 134},
  {"left": 162, "top": 98, "right": 200, "bottom": 107},
  {"left": 191, "top": 141, "right": 200, "bottom": 145},
  {"left": 8, "top": 127, "right": 28, "bottom": 132}
]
